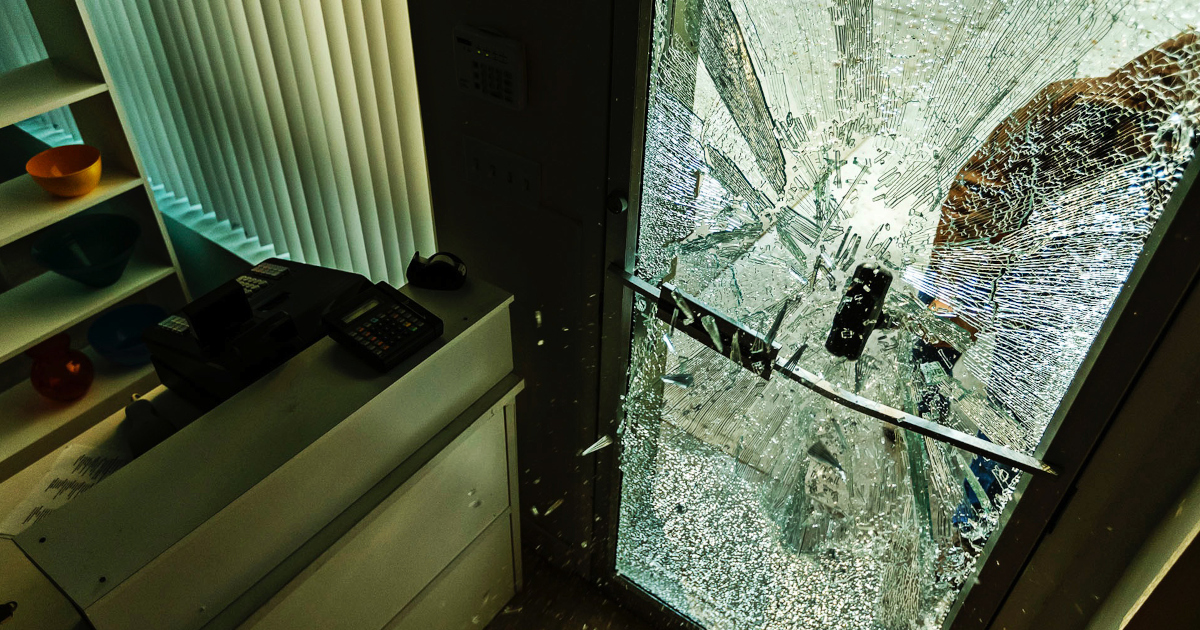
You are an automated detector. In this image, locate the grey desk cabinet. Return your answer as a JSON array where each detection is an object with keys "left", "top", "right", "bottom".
[
  {"left": 2, "top": 279, "right": 521, "bottom": 630},
  {"left": 242, "top": 387, "right": 521, "bottom": 630}
]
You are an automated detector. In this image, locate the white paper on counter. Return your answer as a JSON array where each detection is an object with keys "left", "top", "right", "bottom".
[{"left": 0, "top": 444, "right": 128, "bottom": 535}]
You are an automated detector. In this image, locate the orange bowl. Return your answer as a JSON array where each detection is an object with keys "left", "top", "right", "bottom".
[{"left": 26, "top": 145, "right": 102, "bottom": 197}]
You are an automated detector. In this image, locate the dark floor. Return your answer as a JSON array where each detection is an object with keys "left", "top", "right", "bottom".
[{"left": 486, "top": 552, "right": 657, "bottom": 630}]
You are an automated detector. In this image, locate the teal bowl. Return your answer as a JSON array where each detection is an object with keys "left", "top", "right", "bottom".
[
  {"left": 32, "top": 213, "right": 140, "bottom": 288},
  {"left": 87, "top": 304, "right": 168, "bottom": 366}
]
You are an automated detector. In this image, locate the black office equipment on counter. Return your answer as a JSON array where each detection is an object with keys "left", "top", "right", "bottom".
[
  {"left": 323, "top": 281, "right": 444, "bottom": 372},
  {"left": 406, "top": 251, "right": 467, "bottom": 290},
  {"left": 143, "top": 259, "right": 370, "bottom": 409}
]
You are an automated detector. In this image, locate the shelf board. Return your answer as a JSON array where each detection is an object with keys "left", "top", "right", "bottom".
[
  {"left": 0, "top": 59, "right": 108, "bottom": 129},
  {"left": 0, "top": 169, "right": 144, "bottom": 248},
  {"left": 0, "top": 257, "right": 177, "bottom": 364},
  {"left": 0, "top": 346, "right": 157, "bottom": 486}
]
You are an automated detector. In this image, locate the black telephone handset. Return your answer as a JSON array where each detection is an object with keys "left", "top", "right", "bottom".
[{"left": 323, "top": 282, "right": 444, "bottom": 371}]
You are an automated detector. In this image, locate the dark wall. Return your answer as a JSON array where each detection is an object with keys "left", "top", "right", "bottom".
[
  {"left": 1125, "top": 535, "right": 1200, "bottom": 630},
  {"left": 407, "top": 1, "right": 619, "bottom": 573},
  {"left": 162, "top": 215, "right": 248, "bottom": 297}
]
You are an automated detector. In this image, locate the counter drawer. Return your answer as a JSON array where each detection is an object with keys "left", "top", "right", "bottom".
[
  {"left": 385, "top": 512, "right": 515, "bottom": 630},
  {"left": 243, "top": 408, "right": 510, "bottom": 630}
]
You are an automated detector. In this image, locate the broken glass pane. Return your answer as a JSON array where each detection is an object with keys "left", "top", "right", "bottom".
[{"left": 619, "top": 0, "right": 1198, "bottom": 627}]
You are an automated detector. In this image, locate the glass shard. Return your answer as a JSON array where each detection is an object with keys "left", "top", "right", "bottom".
[
  {"left": 701, "top": 314, "right": 724, "bottom": 353},
  {"left": 582, "top": 435, "right": 616, "bottom": 456},
  {"left": 662, "top": 373, "right": 696, "bottom": 388}
]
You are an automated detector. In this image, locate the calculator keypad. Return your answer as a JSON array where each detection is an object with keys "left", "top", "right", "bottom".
[{"left": 349, "top": 303, "right": 429, "bottom": 358}]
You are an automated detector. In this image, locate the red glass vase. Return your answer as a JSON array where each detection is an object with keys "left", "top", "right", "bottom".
[{"left": 27, "top": 333, "right": 94, "bottom": 402}]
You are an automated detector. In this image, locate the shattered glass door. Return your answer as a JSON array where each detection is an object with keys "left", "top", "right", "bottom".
[{"left": 614, "top": 1, "right": 1199, "bottom": 628}]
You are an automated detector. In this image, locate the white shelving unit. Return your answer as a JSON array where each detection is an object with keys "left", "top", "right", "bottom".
[
  {"left": 0, "top": 0, "right": 189, "bottom": 484},
  {"left": 0, "top": 258, "right": 177, "bottom": 364},
  {"left": 0, "top": 347, "right": 155, "bottom": 484},
  {"left": 0, "top": 168, "right": 143, "bottom": 247},
  {"left": 0, "top": 59, "right": 107, "bottom": 129}
]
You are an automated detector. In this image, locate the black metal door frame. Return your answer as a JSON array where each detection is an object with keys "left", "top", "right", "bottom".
[{"left": 592, "top": 1, "right": 1200, "bottom": 627}]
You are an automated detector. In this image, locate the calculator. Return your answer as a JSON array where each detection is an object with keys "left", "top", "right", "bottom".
[{"left": 323, "top": 282, "right": 444, "bottom": 371}]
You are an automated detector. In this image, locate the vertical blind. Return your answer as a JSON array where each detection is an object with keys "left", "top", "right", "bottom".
[{"left": 3, "top": 0, "right": 436, "bottom": 286}]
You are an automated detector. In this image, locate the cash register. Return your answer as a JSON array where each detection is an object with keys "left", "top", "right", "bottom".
[{"left": 143, "top": 259, "right": 444, "bottom": 410}]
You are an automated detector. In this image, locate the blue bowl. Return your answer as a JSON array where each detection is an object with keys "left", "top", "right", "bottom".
[
  {"left": 32, "top": 213, "right": 140, "bottom": 288},
  {"left": 88, "top": 304, "right": 168, "bottom": 366}
]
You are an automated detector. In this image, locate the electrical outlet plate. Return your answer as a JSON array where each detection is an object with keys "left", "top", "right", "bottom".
[
  {"left": 453, "top": 25, "right": 527, "bottom": 110},
  {"left": 461, "top": 135, "right": 540, "bottom": 206}
]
